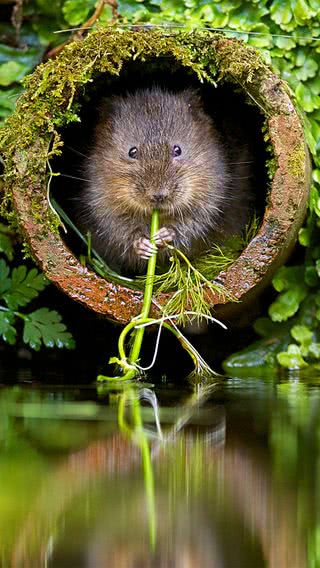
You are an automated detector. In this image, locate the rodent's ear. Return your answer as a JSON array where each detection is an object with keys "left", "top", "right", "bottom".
[
  {"left": 182, "top": 87, "right": 201, "bottom": 103},
  {"left": 98, "top": 97, "right": 115, "bottom": 122},
  {"left": 181, "top": 88, "right": 205, "bottom": 118},
  {"left": 93, "top": 98, "right": 117, "bottom": 140}
]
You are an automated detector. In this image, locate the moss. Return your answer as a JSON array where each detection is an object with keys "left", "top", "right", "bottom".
[
  {"left": 211, "top": 36, "right": 265, "bottom": 83},
  {"left": 288, "top": 143, "right": 307, "bottom": 178},
  {"left": 261, "top": 120, "right": 278, "bottom": 182}
]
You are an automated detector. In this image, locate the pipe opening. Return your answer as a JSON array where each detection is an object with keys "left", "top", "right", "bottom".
[{"left": 51, "top": 57, "right": 268, "bottom": 285}]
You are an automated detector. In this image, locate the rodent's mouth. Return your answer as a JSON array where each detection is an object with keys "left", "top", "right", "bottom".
[{"left": 136, "top": 201, "right": 174, "bottom": 215}]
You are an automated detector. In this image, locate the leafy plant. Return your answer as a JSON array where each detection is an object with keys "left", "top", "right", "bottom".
[
  {"left": 98, "top": 210, "right": 224, "bottom": 382},
  {"left": 143, "top": 245, "right": 234, "bottom": 326},
  {"left": 0, "top": 233, "right": 75, "bottom": 351},
  {"left": 135, "top": 214, "right": 258, "bottom": 326}
]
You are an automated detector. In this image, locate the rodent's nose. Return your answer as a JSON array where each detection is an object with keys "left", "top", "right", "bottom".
[{"left": 151, "top": 192, "right": 167, "bottom": 204}]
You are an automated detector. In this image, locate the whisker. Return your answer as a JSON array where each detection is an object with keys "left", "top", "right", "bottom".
[
  {"left": 228, "top": 160, "right": 254, "bottom": 165},
  {"left": 59, "top": 173, "right": 90, "bottom": 183},
  {"left": 231, "top": 175, "right": 254, "bottom": 180},
  {"left": 65, "top": 145, "right": 89, "bottom": 159}
]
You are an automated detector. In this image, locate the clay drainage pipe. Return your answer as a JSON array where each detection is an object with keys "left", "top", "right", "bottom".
[{"left": 1, "top": 29, "right": 311, "bottom": 324}]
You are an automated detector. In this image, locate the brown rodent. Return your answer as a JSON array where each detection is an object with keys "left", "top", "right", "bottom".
[{"left": 80, "top": 87, "right": 253, "bottom": 274}]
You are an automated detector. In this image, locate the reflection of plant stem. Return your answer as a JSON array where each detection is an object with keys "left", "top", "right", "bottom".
[
  {"left": 118, "top": 390, "right": 132, "bottom": 435},
  {"left": 118, "top": 387, "right": 156, "bottom": 549},
  {"left": 131, "top": 392, "right": 156, "bottom": 549}
]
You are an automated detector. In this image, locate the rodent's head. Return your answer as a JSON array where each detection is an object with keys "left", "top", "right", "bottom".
[{"left": 88, "top": 87, "right": 229, "bottom": 221}]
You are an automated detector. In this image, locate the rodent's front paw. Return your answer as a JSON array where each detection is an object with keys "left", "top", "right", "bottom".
[
  {"left": 133, "top": 236, "right": 157, "bottom": 260},
  {"left": 154, "top": 227, "right": 176, "bottom": 247}
]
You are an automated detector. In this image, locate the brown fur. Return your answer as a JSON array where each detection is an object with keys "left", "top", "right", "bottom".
[{"left": 79, "top": 87, "right": 253, "bottom": 273}]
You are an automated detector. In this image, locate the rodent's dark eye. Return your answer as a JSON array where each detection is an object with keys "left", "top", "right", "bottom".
[
  {"left": 173, "top": 145, "right": 182, "bottom": 157},
  {"left": 128, "top": 147, "right": 138, "bottom": 159}
]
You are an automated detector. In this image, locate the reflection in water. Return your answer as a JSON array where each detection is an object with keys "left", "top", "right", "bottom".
[{"left": 0, "top": 382, "right": 309, "bottom": 567}]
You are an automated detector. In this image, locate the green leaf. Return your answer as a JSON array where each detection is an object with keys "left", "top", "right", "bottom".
[
  {"left": 305, "top": 265, "right": 318, "bottom": 286},
  {"left": 223, "top": 334, "right": 290, "bottom": 375},
  {"left": 271, "top": 55, "right": 295, "bottom": 83},
  {"left": 62, "top": 0, "right": 96, "bottom": 26},
  {"left": 316, "top": 259, "right": 320, "bottom": 278},
  {"left": 35, "top": 0, "right": 64, "bottom": 17},
  {"left": 0, "top": 87, "right": 21, "bottom": 121},
  {"left": 195, "top": 4, "right": 229, "bottom": 27},
  {"left": 23, "top": 308, "right": 75, "bottom": 350},
  {"left": 296, "top": 82, "right": 320, "bottom": 113},
  {"left": 253, "top": 316, "right": 290, "bottom": 338},
  {"left": 272, "top": 266, "right": 305, "bottom": 292},
  {"left": 32, "top": 19, "right": 67, "bottom": 47},
  {"left": 0, "top": 44, "right": 44, "bottom": 84},
  {"left": 212, "top": 0, "right": 242, "bottom": 13},
  {"left": 268, "top": 285, "right": 308, "bottom": 322},
  {"left": 292, "top": 0, "right": 317, "bottom": 24},
  {"left": 299, "top": 227, "right": 311, "bottom": 247},
  {"left": 0, "top": 62, "right": 26, "bottom": 87},
  {"left": 0, "top": 233, "right": 14, "bottom": 261},
  {"left": 131, "top": 6, "right": 152, "bottom": 22},
  {"left": 291, "top": 324, "right": 313, "bottom": 355},
  {"left": 277, "top": 344, "right": 308, "bottom": 369},
  {"left": 295, "top": 48, "right": 307, "bottom": 66},
  {"left": 312, "top": 244, "right": 320, "bottom": 260},
  {"left": 295, "top": 58, "right": 318, "bottom": 81},
  {"left": 308, "top": 0, "right": 320, "bottom": 10},
  {"left": 95, "top": 4, "right": 113, "bottom": 24},
  {"left": 0, "top": 311, "right": 17, "bottom": 345},
  {"left": 270, "top": 0, "right": 293, "bottom": 29},
  {"left": 3, "top": 266, "right": 48, "bottom": 310},
  {"left": 309, "top": 186, "right": 320, "bottom": 217},
  {"left": 248, "top": 24, "right": 273, "bottom": 48},
  {"left": 308, "top": 343, "right": 320, "bottom": 358},
  {"left": 0, "top": 225, "right": 14, "bottom": 261},
  {"left": 304, "top": 125, "right": 317, "bottom": 158},
  {"left": 0, "top": 258, "right": 11, "bottom": 295},
  {"left": 229, "top": 3, "right": 268, "bottom": 30},
  {"left": 273, "top": 36, "right": 296, "bottom": 51}
]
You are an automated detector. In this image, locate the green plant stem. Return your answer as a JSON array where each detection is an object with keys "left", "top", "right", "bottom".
[
  {"left": 97, "top": 209, "right": 159, "bottom": 382},
  {"left": 97, "top": 208, "right": 216, "bottom": 382},
  {"left": 50, "top": 197, "right": 134, "bottom": 284},
  {"left": 0, "top": 304, "right": 26, "bottom": 320},
  {"left": 128, "top": 210, "right": 160, "bottom": 364},
  {"left": 117, "top": 316, "right": 215, "bottom": 376}
]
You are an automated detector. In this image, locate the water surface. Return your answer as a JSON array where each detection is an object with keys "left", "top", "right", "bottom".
[{"left": 0, "top": 374, "right": 318, "bottom": 567}]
